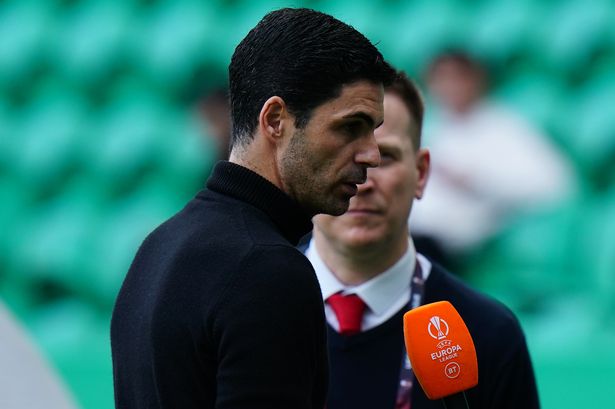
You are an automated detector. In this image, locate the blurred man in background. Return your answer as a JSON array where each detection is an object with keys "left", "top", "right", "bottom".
[
  {"left": 306, "top": 72, "right": 539, "bottom": 409},
  {"left": 411, "top": 51, "right": 574, "bottom": 267},
  {"left": 198, "top": 87, "right": 232, "bottom": 160},
  {"left": 111, "top": 7, "right": 395, "bottom": 409}
]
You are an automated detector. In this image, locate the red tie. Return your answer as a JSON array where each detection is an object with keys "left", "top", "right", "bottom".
[{"left": 327, "top": 293, "right": 366, "bottom": 335}]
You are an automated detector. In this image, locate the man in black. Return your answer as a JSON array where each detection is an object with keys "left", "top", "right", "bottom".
[{"left": 111, "top": 8, "right": 396, "bottom": 409}]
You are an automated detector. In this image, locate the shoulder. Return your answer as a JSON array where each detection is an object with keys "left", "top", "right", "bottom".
[
  {"left": 142, "top": 189, "right": 247, "bottom": 244},
  {"left": 216, "top": 244, "right": 321, "bottom": 324},
  {"left": 142, "top": 188, "right": 284, "bottom": 259},
  {"left": 234, "top": 244, "right": 318, "bottom": 294},
  {"left": 211, "top": 244, "right": 324, "bottom": 340}
]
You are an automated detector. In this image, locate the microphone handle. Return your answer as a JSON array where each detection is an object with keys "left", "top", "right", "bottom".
[{"left": 441, "top": 391, "right": 470, "bottom": 409}]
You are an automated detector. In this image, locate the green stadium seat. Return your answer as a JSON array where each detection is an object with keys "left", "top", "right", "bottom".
[
  {"left": 0, "top": 98, "right": 15, "bottom": 172},
  {"left": 521, "top": 293, "right": 615, "bottom": 408},
  {"left": 0, "top": 1, "right": 52, "bottom": 90},
  {"left": 11, "top": 80, "right": 87, "bottom": 194},
  {"left": 154, "top": 110, "right": 217, "bottom": 195},
  {"left": 566, "top": 73, "right": 615, "bottom": 177},
  {"left": 468, "top": 0, "right": 546, "bottom": 65},
  {"left": 28, "top": 299, "right": 113, "bottom": 409},
  {"left": 130, "top": 0, "right": 214, "bottom": 91},
  {"left": 85, "top": 179, "right": 187, "bottom": 306},
  {"left": 467, "top": 198, "right": 581, "bottom": 312},
  {"left": 81, "top": 81, "right": 178, "bottom": 193},
  {"left": 375, "top": 0, "right": 472, "bottom": 74},
  {"left": 576, "top": 188, "right": 615, "bottom": 324},
  {"left": 201, "top": 0, "right": 281, "bottom": 68},
  {"left": 50, "top": 1, "right": 133, "bottom": 88},
  {"left": 0, "top": 178, "right": 31, "bottom": 277},
  {"left": 494, "top": 70, "right": 570, "bottom": 148},
  {"left": 533, "top": 0, "right": 615, "bottom": 76},
  {"left": 0, "top": 280, "right": 41, "bottom": 324},
  {"left": 318, "top": 0, "right": 380, "bottom": 39},
  {"left": 8, "top": 179, "right": 101, "bottom": 298}
]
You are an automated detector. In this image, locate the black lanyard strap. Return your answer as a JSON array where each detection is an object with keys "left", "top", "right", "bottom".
[{"left": 395, "top": 260, "right": 425, "bottom": 409}]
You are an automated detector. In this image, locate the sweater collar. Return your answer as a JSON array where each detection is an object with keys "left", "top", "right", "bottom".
[{"left": 206, "top": 161, "right": 313, "bottom": 245}]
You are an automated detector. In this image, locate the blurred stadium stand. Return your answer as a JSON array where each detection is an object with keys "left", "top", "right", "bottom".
[{"left": 0, "top": 1, "right": 613, "bottom": 408}]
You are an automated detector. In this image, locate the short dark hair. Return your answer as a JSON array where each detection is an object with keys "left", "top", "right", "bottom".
[
  {"left": 385, "top": 71, "right": 425, "bottom": 150},
  {"left": 229, "top": 8, "right": 396, "bottom": 148}
]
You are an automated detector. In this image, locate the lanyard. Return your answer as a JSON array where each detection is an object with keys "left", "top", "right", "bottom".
[{"left": 394, "top": 260, "right": 425, "bottom": 409}]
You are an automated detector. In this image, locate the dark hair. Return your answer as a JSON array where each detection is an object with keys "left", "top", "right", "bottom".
[
  {"left": 385, "top": 71, "right": 425, "bottom": 150},
  {"left": 229, "top": 8, "right": 396, "bottom": 148}
]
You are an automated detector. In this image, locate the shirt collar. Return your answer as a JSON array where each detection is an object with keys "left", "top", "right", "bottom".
[
  {"left": 306, "top": 239, "right": 417, "bottom": 317},
  {"left": 206, "top": 161, "right": 313, "bottom": 245}
]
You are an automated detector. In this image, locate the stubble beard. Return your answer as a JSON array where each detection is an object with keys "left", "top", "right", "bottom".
[{"left": 281, "top": 130, "right": 350, "bottom": 216}]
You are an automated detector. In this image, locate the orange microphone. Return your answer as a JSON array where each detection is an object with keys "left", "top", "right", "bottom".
[{"left": 403, "top": 301, "right": 478, "bottom": 409}]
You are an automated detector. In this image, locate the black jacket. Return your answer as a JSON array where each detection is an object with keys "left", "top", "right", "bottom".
[{"left": 111, "top": 161, "right": 328, "bottom": 409}]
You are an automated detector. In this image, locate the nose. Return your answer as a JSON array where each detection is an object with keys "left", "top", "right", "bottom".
[
  {"left": 354, "top": 134, "right": 380, "bottom": 168},
  {"left": 356, "top": 171, "right": 375, "bottom": 194}
]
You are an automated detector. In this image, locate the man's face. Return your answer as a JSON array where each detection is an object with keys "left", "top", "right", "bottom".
[
  {"left": 280, "top": 81, "right": 384, "bottom": 216},
  {"left": 428, "top": 60, "right": 483, "bottom": 114},
  {"left": 314, "top": 92, "right": 429, "bottom": 249}
]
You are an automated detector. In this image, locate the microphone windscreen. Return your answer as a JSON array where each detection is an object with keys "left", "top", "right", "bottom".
[{"left": 403, "top": 301, "right": 478, "bottom": 400}]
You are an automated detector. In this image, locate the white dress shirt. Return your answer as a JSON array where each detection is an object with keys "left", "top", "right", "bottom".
[
  {"left": 411, "top": 102, "right": 574, "bottom": 252},
  {"left": 306, "top": 239, "right": 432, "bottom": 332}
]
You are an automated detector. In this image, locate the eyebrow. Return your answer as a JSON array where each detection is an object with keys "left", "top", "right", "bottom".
[
  {"left": 378, "top": 143, "right": 403, "bottom": 154},
  {"left": 341, "top": 112, "right": 382, "bottom": 129}
]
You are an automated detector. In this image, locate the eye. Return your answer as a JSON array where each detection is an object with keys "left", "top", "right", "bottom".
[
  {"left": 379, "top": 151, "right": 398, "bottom": 166},
  {"left": 342, "top": 121, "right": 365, "bottom": 138}
]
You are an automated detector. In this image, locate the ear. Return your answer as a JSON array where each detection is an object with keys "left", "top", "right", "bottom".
[
  {"left": 258, "top": 96, "right": 291, "bottom": 145},
  {"left": 414, "top": 148, "right": 430, "bottom": 199}
]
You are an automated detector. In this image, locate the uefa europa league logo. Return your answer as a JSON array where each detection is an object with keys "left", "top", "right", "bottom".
[{"left": 428, "top": 316, "right": 449, "bottom": 340}]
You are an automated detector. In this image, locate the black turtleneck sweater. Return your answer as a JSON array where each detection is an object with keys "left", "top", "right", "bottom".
[{"left": 111, "top": 161, "right": 328, "bottom": 409}]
